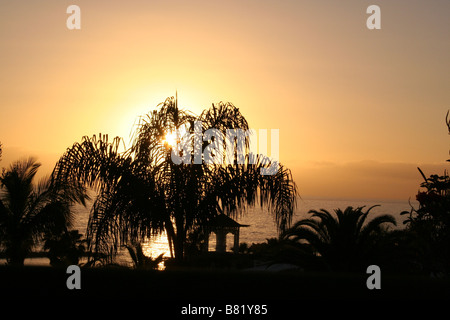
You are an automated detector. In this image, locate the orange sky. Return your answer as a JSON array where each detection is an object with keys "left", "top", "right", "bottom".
[{"left": 1, "top": 0, "right": 449, "bottom": 200}]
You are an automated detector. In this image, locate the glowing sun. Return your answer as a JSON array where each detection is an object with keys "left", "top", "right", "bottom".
[{"left": 163, "top": 131, "right": 178, "bottom": 147}]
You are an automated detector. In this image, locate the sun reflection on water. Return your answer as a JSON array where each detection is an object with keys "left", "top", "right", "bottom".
[
  {"left": 140, "top": 231, "right": 221, "bottom": 270},
  {"left": 142, "top": 232, "right": 171, "bottom": 270}
]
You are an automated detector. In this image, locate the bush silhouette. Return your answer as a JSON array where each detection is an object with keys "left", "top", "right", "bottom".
[{"left": 282, "top": 206, "right": 396, "bottom": 272}]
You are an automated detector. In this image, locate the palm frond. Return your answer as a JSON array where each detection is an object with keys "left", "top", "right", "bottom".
[{"left": 282, "top": 205, "right": 397, "bottom": 272}]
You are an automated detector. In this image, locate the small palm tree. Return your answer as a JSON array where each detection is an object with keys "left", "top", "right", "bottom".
[
  {"left": 126, "top": 243, "right": 164, "bottom": 270},
  {"left": 281, "top": 206, "right": 396, "bottom": 272},
  {"left": 0, "top": 158, "right": 87, "bottom": 266}
]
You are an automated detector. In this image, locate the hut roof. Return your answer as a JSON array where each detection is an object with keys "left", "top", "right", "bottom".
[{"left": 205, "top": 214, "right": 249, "bottom": 229}]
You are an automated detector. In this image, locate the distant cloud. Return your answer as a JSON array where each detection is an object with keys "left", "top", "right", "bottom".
[{"left": 293, "top": 160, "right": 448, "bottom": 200}]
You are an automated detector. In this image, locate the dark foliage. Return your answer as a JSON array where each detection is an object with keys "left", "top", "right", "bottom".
[
  {"left": 0, "top": 158, "right": 87, "bottom": 266},
  {"left": 281, "top": 206, "right": 397, "bottom": 272},
  {"left": 44, "top": 230, "right": 86, "bottom": 267},
  {"left": 402, "top": 168, "right": 450, "bottom": 274}
]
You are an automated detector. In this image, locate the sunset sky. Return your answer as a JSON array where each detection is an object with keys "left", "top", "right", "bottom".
[{"left": 1, "top": 0, "right": 449, "bottom": 200}]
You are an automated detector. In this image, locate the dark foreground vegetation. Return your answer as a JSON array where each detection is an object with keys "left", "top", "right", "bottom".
[{"left": 1, "top": 265, "right": 449, "bottom": 301}]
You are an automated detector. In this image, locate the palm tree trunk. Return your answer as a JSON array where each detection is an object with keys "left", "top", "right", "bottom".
[
  {"left": 174, "top": 236, "right": 184, "bottom": 262},
  {"left": 165, "top": 218, "right": 179, "bottom": 260},
  {"left": 165, "top": 220, "right": 175, "bottom": 259},
  {"left": 167, "top": 232, "right": 174, "bottom": 259},
  {"left": 174, "top": 219, "right": 186, "bottom": 262}
]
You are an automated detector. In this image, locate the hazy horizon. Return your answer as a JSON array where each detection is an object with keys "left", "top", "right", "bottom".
[{"left": 1, "top": 0, "right": 449, "bottom": 201}]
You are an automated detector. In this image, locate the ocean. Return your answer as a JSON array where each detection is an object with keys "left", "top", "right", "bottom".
[
  {"left": 238, "top": 197, "right": 416, "bottom": 245},
  {"left": 3, "top": 197, "right": 418, "bottom": 267}
]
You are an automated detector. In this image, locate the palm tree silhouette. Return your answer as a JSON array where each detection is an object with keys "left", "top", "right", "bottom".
[
  {"left": 281, "top": 206, "right": 396, "bottom": 272},
  {"left": 52, "top": 96, "right": 298, "bottom": 263},
  {"left": 0, "top": 158, "right": 87, "bottom": 266},
  {"left": 126, "top": 243, "right": 164, "bottom": 270}
]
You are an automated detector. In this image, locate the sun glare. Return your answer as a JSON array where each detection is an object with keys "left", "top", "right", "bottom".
[{"left": 163, "top": 131, "right": 178, "bottom": 147}]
